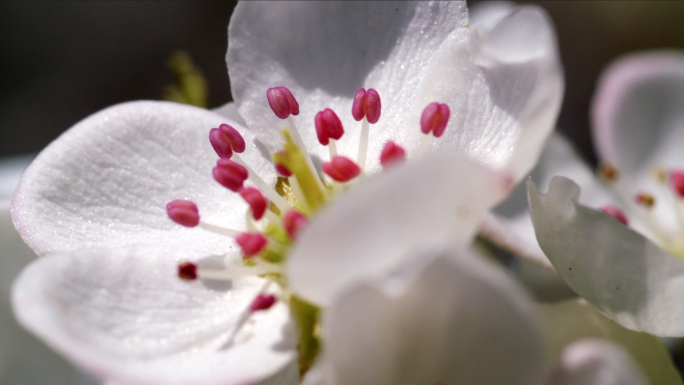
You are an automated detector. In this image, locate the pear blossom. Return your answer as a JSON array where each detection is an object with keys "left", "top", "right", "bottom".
[
  {"left": 0, "top": 156, "right": 96, "bottom": 385},
  {"left": 301, "top": 245, "right": 647, "bottom": 385},
  {"left": 10, "top": 1, "right": 562, "bottom": 384},
  {"left": 491, "top": 51, "right": 684, "bottom": 337}
]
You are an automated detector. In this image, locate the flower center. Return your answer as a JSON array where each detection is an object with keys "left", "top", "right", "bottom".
[
  {"left": 599, "top": 162, "right": 684, "bottom": 259},
  {"left": 166, "top": 86, "right": 451, "bottom": 373}
]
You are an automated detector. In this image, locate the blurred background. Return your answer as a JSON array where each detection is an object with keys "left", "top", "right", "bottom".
[{"left": 2, "top": 1, "right": 684, "bottom": 165}]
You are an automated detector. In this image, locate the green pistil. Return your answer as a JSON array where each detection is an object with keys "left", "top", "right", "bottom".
[
  {"left": 273, "top": 130, "right": 327, "bottom": 212},
  {"left": 290, "top": 295, "right": 321, "bottom": 379}
]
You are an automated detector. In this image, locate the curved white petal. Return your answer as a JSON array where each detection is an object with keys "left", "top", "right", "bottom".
[
  {"left": 483, "top": 133, "right": 618, "bottom": 268},
  {"left": 213, "top": 102, "right": 248, "bottom": 128},
  {"left": 287, "top": 152, "right": 510, "bottom": 306},
  {"left": 528, "top": 176, "right": 684, "bottom": 337},
  {"left": 592, "top": 51, "right": 684, "bottom": 176},
  {"left": 0, "top": 205, "right": 97, "bottom": 385},
  {"left": 12, "top": 101, "right": 276, "bottom": 257},
  {"left": 322, "top": 246, "right": 545, "bottom": 385},
  {"left": 12, "top": 245, "right": 296, "bottom": 385},
  {"left": 469, "top": 1, "right": 514, "bottom": 32},
  {"left": 551, "top": 340, "right": 647, "bottom": 385},
  {"left": 227, "top": 2, "right": 562, "bottom": 178}
]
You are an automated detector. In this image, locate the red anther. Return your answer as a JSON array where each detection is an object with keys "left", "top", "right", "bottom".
[
  {"left": 209, "top": 128, "right": 233, "bottom": 159},
  {"left": 283, "top": 210, "right": 307, "bottom": 240},
  {"left": 670, "top": 170, "right": 684, "bottom": 198},
  {"left": 275, "top": 163, "right": 292, "bottom": 177},
  {"left": 365, "top": 88, "right": 381, "bottom": 124},
  {"left": 323, "top": 156, "right": 361, "bottom": 182},
  {"left": 267, "top": 87, "right": 299, "bottom": 119},
  {"left": 315, "top": 108, "right": 344, "bottom": 146},
  {"left": 240, "top": 187, "right": 268, "bottom": 221},
  {"left": 420, "top": 102, "right": 450, "bottom": 138},
  {"left": 236, "top": 232, "right": 268, "bottom": 257},
  {"left": 635, "top": 192, "right": 655, "bottom": 208},
  {"left": 166, "top": 200, "right": 200, "bottom": 227},
  {"left": 352, "top": 88, "right": 367, "bottom": 121},
  {"left": 600, "top": 205, "right": 629, "bottom": 225},
  {"left": 351, "top": 88, "right": 382, "bottom": 124},
  {"left": 178, "top": 261, "right": 198, "bottom": 281},
  {"left": 213, "top": 159, "right": 249, "bottom": 192},
  {"left": 250, "top": 294, "right": 277, "bottom": 312},
  {"left": 379, "top": 141, "right": 406, "bottom": 168}
]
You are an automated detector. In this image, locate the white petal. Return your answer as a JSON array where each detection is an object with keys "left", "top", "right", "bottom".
[
  {"left": 469, "top": 1, "right": 514, "bottom": 32},
  {"left": 592, "top": 51, "right": 684, "bottom": 176},
  {"left": 12, "top": 245, "right": 296, "bottom": 385},
  {"left": 0, "top": 154, "right": 33, "bottom": 202},
  {"left": 322, "top": 246, "right": 545, "bottom": 385},
  {"left": 0, "top": 205, "right": 97, "bottom": 384},
  {"left": 483, "top": 133, "right": 618, "bottom": 268},
  {"left": 212, "top": 102, "right": 248, "bottom": 127},
  {"left": 528, "top": 176, "right": 684, "bottom": 337},
  {"left": 12, "top": 101, "right": 276, "bottom": 257},
  {"left": 228, "top": 1, "right": 468, "bottom": 174},
  {"left": 551, "top": 339, "right": 647, "bottom": 385},
  {"left": 287, "top": 152, "right": 510, "bottom": 306}
]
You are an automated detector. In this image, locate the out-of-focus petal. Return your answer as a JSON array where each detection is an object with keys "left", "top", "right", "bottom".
[{"left": 287, "top": 152, "right": 510, "bottom": 306}]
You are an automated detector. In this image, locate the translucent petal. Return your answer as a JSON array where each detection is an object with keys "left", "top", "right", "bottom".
[
  {"left": 12, "top": 245, "right": 296, "bottom": 385},
  {"left": 528, "top": 176, "right": 684, "bottom": 336},
  {"left": 12, "top": 101, "right": 275, "bottom": 256}
]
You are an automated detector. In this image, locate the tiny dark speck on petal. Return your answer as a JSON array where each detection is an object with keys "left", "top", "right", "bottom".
[{"left": 568, "top": 268, "right": 572, "bottom": 271}]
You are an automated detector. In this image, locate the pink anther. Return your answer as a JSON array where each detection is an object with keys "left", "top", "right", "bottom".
[
  {"left": 323, "top": 156, "right": 361, "bottom": 182},
  {"left": 600, "top": 205, "right": 629, "bottom": 225},
  {"left": 166, "top": 200, "right": 200, "bottom": 227},
  {"left": 178, "top": 261, "right": 198, "bottom": 281},
  {"left": 213, "top": 159, "right": 249, "bottom": 192},
  {"left": 380, "top": 141, "right": 406, "bottom": 168},
  {"left": 283, "top": 210, "right": 307, "bottom": 240},
  {"left": 209, "top": 123, "right": 246, "bottom": 160},
  {"left": 236, "top": 232, "right": 268, "bottom": 257},
  {"left": 240, "top": 187, "right": 268, "bottom": 220},
  {"left": 315, "top": 108, "right": 344, "bottom": 146},
  {"left": 420, "top": 102, "right": 450, "bottom": 138},
  {"left": 670, "top": 170, "right": 684, "bottom": 198},
  {"left": 250, "top": 294, "right": 277, "bottom": 312},
  {"left": 267, "top": 87, "right": 299, "bottom": 119},
  {"left": 352, "top": 88, "right": 381, "bottom": 124}
]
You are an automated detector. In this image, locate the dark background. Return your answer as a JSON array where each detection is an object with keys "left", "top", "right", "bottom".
[{"left": 2, "top": 1, "right": 684, "bottom": 166}]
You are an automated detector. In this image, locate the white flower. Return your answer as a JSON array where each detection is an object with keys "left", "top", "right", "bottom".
[
  {"left": 493, "top": 51, "right": 684, "bottom": 337},
  {"left": 0, "top": 156, "right": 96, "bottom": 385},
  {"left": 10, "top": 1, "right": 562, "bottom": 384},
  {"left": 303, "top": 245, "right": 647, "bottom": 385}
]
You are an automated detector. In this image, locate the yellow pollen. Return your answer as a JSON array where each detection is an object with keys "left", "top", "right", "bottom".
[
  {"left": 598, "top": 162, "right": 619, "bottom": 182},
  {"left": 652, "top": 167, "right": 667, "bottom": 183},
  {"left": 635, "top": 193, "right": 656, "bottom": 208}
]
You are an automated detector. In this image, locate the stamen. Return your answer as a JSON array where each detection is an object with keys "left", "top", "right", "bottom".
[
  {"left": 274, "top": 131, "right": 327, "bottom": 211},
  {"left": 178, "top": 261, "right": 198, "bottom": 280},
  {"left": 351, "top": 88, "right": 381, "bottom": 124},
  {"left": 240, "top": 187, "right": 268, "bottom": 221},
  {"left": 600, "top": 205, "right": 629, "bottom": 225},
  {"left": 198, "top": 222, "right": 240, "bottom": 237},
  {"left": 323, "top": 156, "right": 361, "bottom": 182},
  {"left": 635, "top": 192, "right": 656, "bottom": 209},
  {"left": 315, "top": 108, "right": 344, "bottom": 146},
  {"left": 420, "top": 102, "right": 450, "bottom": 138},
  {"left": 195, "top": 263, "right": 283, "bottom": 281},
  {"left": 283, "top": 210, "right": 307, "bottom": 240},
  {"left": 275, "top": 151, "right": 293, "bottom": 177},
  {"left": 213, "top": 159, "right": 249, "bottom": 192},
  {"left": 353, "top": 88, "right": 381, "bottom": 169},
  {"left": 166, "top": 200, "right": 200, "bottom": 227},
  {"left": 267, "top": 87, "right": 299, "bottom": 119},
  {"left": 598, "top": 162, "right": 619, "bottom": 182},
  {"left": 236, "top": 232, "right": 268, "bottom": 257},
  {"left": 232, "top": 154, "right": 292, "bottom": 212},
  {"left": 380, "top": 141, "right": 406, "bottom": 169},
  {"left": 209, "top": 123, "right": 246, "bottom": 159},
  {"left": 670, "top": 170, "right": 684, "bottom": 198},
  {"left": 652, "top": 167, "right": 667, "bottom": 184},
  {"left": 250, "top": 294, "right": 277, "bottom": 312}
]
